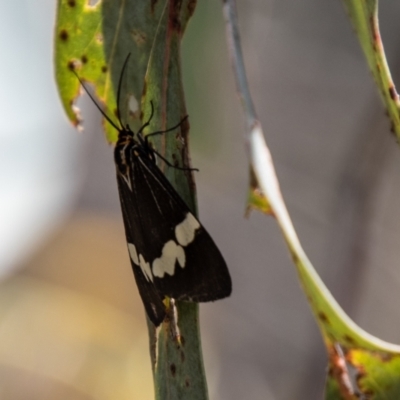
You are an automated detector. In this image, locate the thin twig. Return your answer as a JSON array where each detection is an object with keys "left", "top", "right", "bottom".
[
  {"left": 222, "top": 0, "right": 298, "bottom": 249},
  {"left": 222, "top": 0, "right": 257, "bottom": 128},
  {"left": 221, "top": 0, "right": 400, "bottom": 355}
]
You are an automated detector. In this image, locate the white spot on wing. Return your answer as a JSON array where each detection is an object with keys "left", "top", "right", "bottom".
[
  {"left": 139, "top": 254, "right": 153, "bottom": 282},
  {"left": 152, "top": 240, "right": 185, "bottom": 278},
  {"left": 128, "top": 243, "right": 139, "bottom": 265},
  {"left": 175, "top": 213, "right": 200, "bottom": 247}
]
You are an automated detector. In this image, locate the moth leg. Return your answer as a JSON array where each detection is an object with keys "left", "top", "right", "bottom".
[
  {"left": 145, "top": 115, "right": 188, "bottom": 142},
  {"left": 153, "top": 149, "right": 199, "bottom": 172}
]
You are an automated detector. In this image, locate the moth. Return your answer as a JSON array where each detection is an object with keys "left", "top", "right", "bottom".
[{"left": 74, "top": 56, "right": 232, "bottom": 326}]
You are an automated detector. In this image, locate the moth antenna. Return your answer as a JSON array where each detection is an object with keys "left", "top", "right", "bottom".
[
  {"left": 137, "top": 101, "right": 155, "bottom": 136},
  {"left": 145, "top": 115, "right": 188, "bottom": 141},
  {"left": 72, "top": 69, "right": 120, "bottom": 132},
  {"left": 116, "top": 53, "right": 132, "bottom": 129}
]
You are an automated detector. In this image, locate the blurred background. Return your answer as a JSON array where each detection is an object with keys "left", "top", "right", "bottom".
[{"left": 2, "top": 0, "right": 400, "bottom": 398}]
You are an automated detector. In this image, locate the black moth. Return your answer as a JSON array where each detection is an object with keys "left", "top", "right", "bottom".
[{"left": 74, "top": 55, "right": 231, "bottom": 326}]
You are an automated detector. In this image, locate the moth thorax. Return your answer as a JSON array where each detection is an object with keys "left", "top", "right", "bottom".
[{"left": 114, "top": 143, "right": 132, "bottom": 174}]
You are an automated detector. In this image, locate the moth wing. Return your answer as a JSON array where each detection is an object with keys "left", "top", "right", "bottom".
[
  {"left": 117, "top": 173, "right": 166, "bottom": 326},
  {"left": 129, "top": 157, "right": 232, "bottom": 301}
]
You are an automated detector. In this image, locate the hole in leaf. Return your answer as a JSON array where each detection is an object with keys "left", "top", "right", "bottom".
[
  {"left": 68, "top": 59, "right": 81, "bottom": 71},
  {"left": 128, "top": 95, "right": 139, "bottom": 115}
]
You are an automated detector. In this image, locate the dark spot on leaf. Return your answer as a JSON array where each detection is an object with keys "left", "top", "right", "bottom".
[
  {"left": 388, "top": 85, "right": 397, "bottom": 100},
  {"left": 363, "top": 389, "right": 374, "bottom": 397},
  {"left": 67, "top": 60, "right": 76, "bottom": 71},
  {"left": 380, "top": 353, "right": 394, "bottom": 362},
  {"left": 318, "top": 312, "right": 329, "bottom": 324},
  {"left": 171, "top": 16, "right": 181, "bottom": 33},
  {"left": 142, "top": 81, "right": 147, "bottom": 96},
  {"left": 343, "top": 335, "right": 355, "bottom": 345},
  {"left": 170, "top": 363, "right": 176, "bottom": 377},
  {"left": 150, "top": 0, "right": 158, "bottom": 14},
  {"left": 290, "top": 251, "right": 299, "bottom": 265},
  {"left": 370, "top": 15, "right": 379, "bottom": 44},
  {"left": 131, "top": 29, "right": 146, "bottom": 46},
  {"left": 187, "top": 0, "right": 196, "bottom": 17},
  {"left": 59, "top": 29, "right": 69, "bottom": 41},
  {"left": 68, "top": 0, "right": 76, "bottom": 6},
  {"left": 180, "top": 336, "right": 185, "bottom": 346},
  {"left": 101, "top": 65, "right": 108, "bottom": 73},
  {"left": 169, "top": 0, "right": 181, "bottom": 33},
  {"left": 180, "top": 351, "right": 185, "bottom": 363},
  {"left": 185, "top": 378, "right": 190, "bottom": 387},
  {"left": 81, "top": 55, "right": 88, "bottom": 64}
]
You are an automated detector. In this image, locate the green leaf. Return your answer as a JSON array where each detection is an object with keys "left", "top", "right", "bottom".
[
  {"left": 141, "top": 0, "right": 196, "bottom": 210},
  {"left": 247, "top": 122, "right": 400, "bottom": 399},
  {"left": 223, "top": 0, "right": 400, "bottom": 396},
  {"left": 55, "top": 0, "right": 166, "bottom": 142},
  {"left": 141, "top": 3, "right": 208, "bottom": 399},
  {"left": 342, "top": 0, "right": 400, "bottom": 138},
  {"left": 55, "top": 1, "right": 209, "bottom": 400},
  {"left": 350, "top": 350, "right": 400, "bottom": 399}
]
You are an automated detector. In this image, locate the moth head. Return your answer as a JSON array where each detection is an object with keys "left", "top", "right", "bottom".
[{"left": 117, "top": 126, "right": 134, "bottom": 144}]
